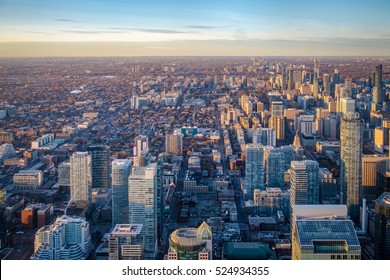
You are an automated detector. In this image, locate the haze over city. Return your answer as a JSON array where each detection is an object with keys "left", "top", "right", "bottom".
[
  {"left": 0, "top": 0, "right": 390, "bottom": 264},
  {"left": 0, "top": 0, "right": 390, "bottom": 56}
]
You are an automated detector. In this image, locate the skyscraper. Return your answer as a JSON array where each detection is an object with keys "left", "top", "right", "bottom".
[
  {"left": 375, "top": 64, "right": 383, "bottom": 96},
  {"left": 245, "top": 144, "right": 265, "bottom": 196},
  {"left": 340, "top": 112, "right": 362, "bottom": 223},
  {"left": 290, "top": 160, "right": 319, "bottom": 207},
  {"left": 87, "top": 145, "right": 110, "bottom": 189},
  {"left": 288, "top": 68, "right": 294, "bottom": 90},
  {"left": 32, "top": 215, "right": 91, "bottom": 260},
  {"left": 70, "top": 152, "right": 92, "bottom": 209},
  {"left": 267, "top": 151, "right": 285, "bottom": 188},
  {"left": 108, "top": 224, "right": 144, "bottom": 260},
  {"left": 165, "top": 133, "right": 183, "bottom": 155},
  {"left": 128, "top": 163, "right": 157, "bottom": 258},
  {"left": 133, "top": 135, "right": 149, "bottom": 166},
  {"left": 313, "top": 78, "right": 319, "bottom": 99},
  {"left": 374, "top": 192, "right": 390, "bottom": 260},
  {"left": 112, "top": 159, "right": 132, "bottom": 226},
  {"left": 313, "top": 59, "right": 320, "bottom": 80}
]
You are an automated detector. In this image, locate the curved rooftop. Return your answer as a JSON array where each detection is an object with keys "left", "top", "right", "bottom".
[{"left": 170, "top": 222, "right": 212, "bottom": 247}]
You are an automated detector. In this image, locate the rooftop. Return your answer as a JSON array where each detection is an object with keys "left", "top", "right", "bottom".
[{"left": 296, "top": 219, "right": 360, "bottom": 249}]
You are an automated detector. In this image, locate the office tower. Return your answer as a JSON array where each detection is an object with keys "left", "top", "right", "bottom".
[
  {"left": 32, "top": 215, "right": 91, "bottom": 260},
  {"left": 374, "top": 127, "right": 385, "bottom": 153},
  {"left": 373, "top": 87, "right": 383, "bottom": 104},
  {"left": 291, "top": 205, "right": 361, "bottom": 260},
  {"left": 87, "top": 145, "right": 110, "bottom": 188},
  {"left": 253, "top": 128, "right": 276, "bottom": 147},
  {"left": 319, "top": 168, "right": 339, "bottom": 203},
  {"left": 267, "top": 151, "right": 285, "bottom": 187},
  {"left": 133, "top": 135, "right": 149, "bottom": 166},
  {"left": 377, "top": 170, "right": 390, "bottom": 198},
  {"left": 128, "top": 163, "right": 157, "bottom": 257},
  {"left": 340, "top": 112, "right": 362, "bottom": 223},
  {"left": 288, "top": 68, "right": 294, "bottom": 90},
  {"left": 313, "top": 59, "right": 319, "bottom": 80},
  {"left": 165, "top": 133, "right": 183, "bottom": 155},
  {"left": 362, "top": 155, "right": 388, "bottom": 199},
  {"left": 290, "top": 160, "right": 319, "bottom": 207},
  {"left": 70, "top": 152, "right": 92, "bottom": 209},
  {"left": 112, "top": 159, "right": 132, "bottom": 226},
  {"left": 375, "top": 64, "right": 383, "bottom": 98},
  {"left": 58, "top": 162, "right": 70, "bottom": 187},
  {"left": 167, "top": 222, "right": 212, "bottom": 260},
  {"left": 245, "top": 144, "right": 265, "bottom": 196},
  {"left": 345, "top": 78, "right": 352, "bottom": 97},
  {"left": 108, "top": 224, "right": 144, "bottom": 260},
  {"left": 271, "top": 101, "right": 283, "bottom": 117},
  {"left": 313, "top": 78, "right": 319, "bottom": 99},
  {"left": 374, "top": 192, "right": 390, "bottom": 259},
  {"left": 340, "top": 97, "right": 355, "bottom": 115},
  {"left": 333, "top": 68, "right": 340, "bottom": 84},
  {"left": 382, "top": 120, "right": 390, "bottom": 147},
  {"left": 269, "top": 116, "right": 286, "bottom": 140}
]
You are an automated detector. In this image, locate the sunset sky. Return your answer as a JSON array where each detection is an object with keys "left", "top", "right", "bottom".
[{"left": 0, "top": 0, "right": 389, "bottom": 56}]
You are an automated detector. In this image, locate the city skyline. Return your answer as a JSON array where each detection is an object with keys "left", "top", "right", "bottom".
[{"left": 1, "top": 0, "right": 390, "bottom": 56}]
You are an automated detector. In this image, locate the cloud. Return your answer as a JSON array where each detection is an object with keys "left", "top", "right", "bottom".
[
  {"left": 59, "top": 30, "right": 126, "bottom": 34},
  {"left": 110, "top": 27, "right": 197, "bottom": 34},
  {"left": 54, "top": 19, "right": 75, "bottom": 22},
  {"left": 186, "top": 25, "right": 233, "bottom": 29}
]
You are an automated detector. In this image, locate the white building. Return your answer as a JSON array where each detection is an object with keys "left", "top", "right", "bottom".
[
  {"left": 32, "top": 215, "right": 91, "bottom": 260},
  {"left": 128, "top": 163, "right": 157, "bottom": 258}
]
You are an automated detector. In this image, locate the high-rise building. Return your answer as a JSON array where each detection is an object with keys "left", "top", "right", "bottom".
[
  {"left": 267, "top": 151, "right": 285, "bottom": 187},
  {"left": 313, "top": 59, "right": 320, "bottom": 80},
  {"left": 362, "top": 155, "right": 388, "bottom": 199},
  {"left": 340, "top": 97, "right": 355, "bottom": 115},
  {"left": 112, "top": 159, "right": 132, "bottom": 226},
  {"left": 58, "top": 162, "right": 70, "bottom": 187},
  {"left": 87, "top": 145, "right": 110, "bottom": 188},
  {"left": 165, "top": 133, "right": 183, "bottom": 155},
  {"left": 313, "top": 78, "right": 319, "bottom": 99},
  {"left": 340, "top": 112, "right": 362, "bottom": 223},
  {"left": 377, "top": 170, "right": 390, "bottom": 198},
  {"left": 288, "top": 68, "right": 294, "bottom": 90},
  {"left": 32, "top": 215, "right": 91, "bottom": 260},
  {"left": 167, "top": 222, "right": 212, "bottom": 260},
  {"left": 245, "top": 144, "right": 265, "bottom": 196},
  {"left": 108, "top": 224, "right": 144, "bottom": 260},
  {"left": 133, "top": 135, "right": 149, "bottom": 166},
  {"left": 70, "top": 152, "right": 92, "bottom": 209},
  {"left": 269, "top": 116, "right": 286, "bottom": 141},
  {"left": 252, "top": 128, "right": 276, "bottom": 147},
  {"left": 128, "top": 163, "right": 157, "bottom": 257},
  {"left": 374, "top": 192, "right": 390, "bottom": 259},
  {"left": 375, "top": 64, "right": 383, "bottom": 100},
  {"left": 290, "top": 160, "right": 319, "bottom": 207}
]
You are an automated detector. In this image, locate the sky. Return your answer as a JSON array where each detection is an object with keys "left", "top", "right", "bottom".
[{"left": 0, "top": 0, "right": 389, "bottom": 56}]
